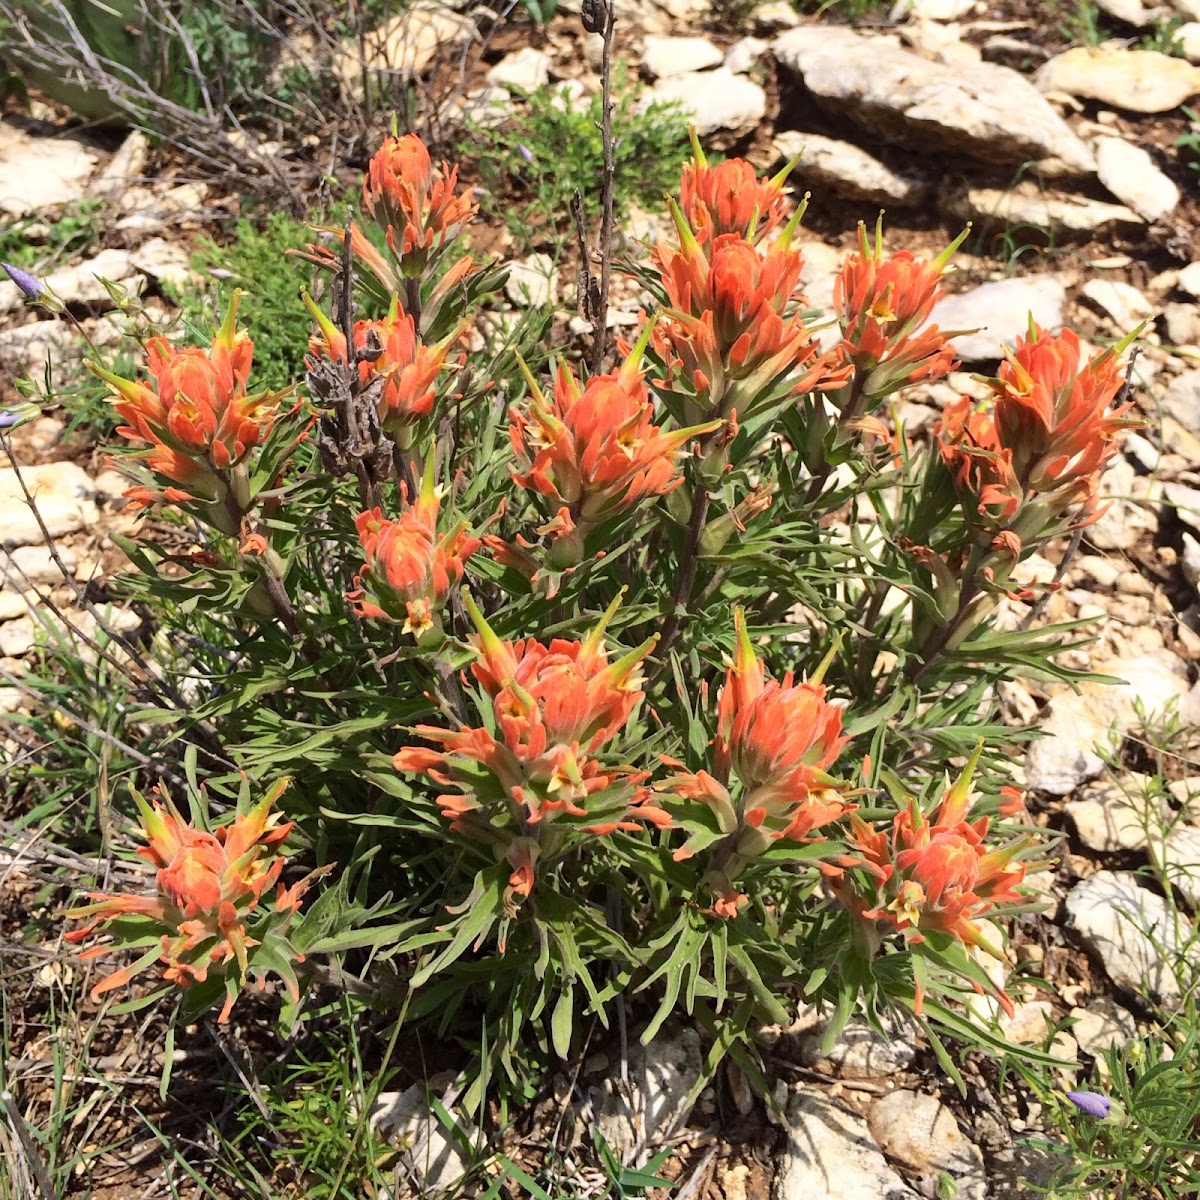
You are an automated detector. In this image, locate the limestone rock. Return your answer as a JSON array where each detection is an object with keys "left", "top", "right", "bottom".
[
  {"left": 1088, "top": 456, "right": 1159, "bottom": 551},
  {"left": 0, "top": 617, "right": 36, "bottom": 657},
  {"left": 3, "top": 543, "right": 78, "bottom": 585},
  {"left": 1082, "top": 278, "right": 1156, "bottom": 332},
  {"left": 1183, "top": 532, "right": 1200, "bottom": 589},
  {"left": 0, "top": 249, "right": 140, "bottom": 314},
  {"left": 725, "top": 36, "right": 769, "bottom": 75},
  {"left": 1065, "top": 775, "right": 1160, "bottom": 852},
  {"left": 1163, "top": 370, "right": 1200, "bottom": 436},
  {"left": 1179, "top": 21, "right": 1200, "bottom": 63},
  {"left": 772, "top": 26, "right": 1095, "bottom": 173},
  {"left": 0, "top": 121, "right": 97, "bottom": 217},
  {"left": 1179, "top": 262, "right": 1200, "bottom": 297},
  {"left": 1065, "top": 869, "right": 1192, "bottom": 1002},
  {"left": 1095, "top": 138, "right": 1180, "bottom": 220},
  {"left": 949, "top": 183, "right": 1143, "bottom": 236},
  {"left": 487, "top": 47, "right": 551, "bottom": 92},
  {"left": 1095, "top": 0, "right": 1155, "bottom": 22},
  {"left": 131, "top": 238, "right": 193, "bottom": 291},
  {"left": 0, "top": 462, "right": 98, "bottom": 546},
  {"left": 0, "top": 321, "right": 76, "bottom": 379},
  {"left": 796, "top": 1016, "right": 918, "bottom": 1079},
  {"left": 1152, "top": 823, "right": 1200, "bottom": 907},
  {"left": 1070, "top": 996, "right": 1136, "bottom": 1055},
  {"left": 1035, "top": 47, "right": 1200, "bottom": 113},
  {"left": 369, "top": 1086, "right": 475, "bottom": 1193},
  {"left": 775, "top": 1090, "right": 918, "bottom": 1200},
  {"left": 341, "top": 4, "right": 477, "bottom": 83},
  {"left": 639, "top": 67, "right": 766, "bottom": 136},
  {"left": 643, "top": 35, "right": 723, "bottom": 79},
  {"left": 867, "top": 1090, "right": 987, "bottom": 1200},
  {"left": 1166, "top": 480, "right": 1200, "bottom": 534},
  {"left": 504, "top": 253, "right": 557, "bottom": 308},
  {"left": 895, "top": 0, "right": 977, "bottom": 19},
  {"left": 90, "top": 130, "right": 149, "bottom": 201},
  {"left": 774, "top": 131, "right": 929, "bottom": 205},
  {"left": 0, "top": 592, "right": 27, "bottom": 622},
  {"left": 930, "top": 276, "right": 1066, "bottom": 362}
]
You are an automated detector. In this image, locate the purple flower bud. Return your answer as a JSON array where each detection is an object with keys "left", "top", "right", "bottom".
[
  {"left": 2, "top": 262, "right": 44, "bottom": 300},
  {"left": 1066, "top": 1090, "right": 1111, "bottom": 1119},
  {"left": 517, "top": 142, "right": 535, "bottom": 164},
  {"left": 0, "top": 409, "right": 22, "bottom": 428}
]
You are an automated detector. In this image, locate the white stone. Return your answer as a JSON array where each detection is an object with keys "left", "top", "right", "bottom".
[
  {"left": 1082, "top": 279, "right": 1156, "bottom": 332},
  {"left": 643, "top": 35, "right": 723, "bottom": 79},
  {"left": 1163, "top": 370, "right": 1200, "bottom": 435},
  {"left": 1089, "top": 457, "right": 1159, "bottom": 551},
  {"left": 725, "top": 36, "right": 768, "bottom": 75},
  {"left": 1167, "top": 480, "right": 1200, "bottom": 534},
  {"left": 0, "top": 321, "right": 76, "bottom": 378},
  {"left": 458, "top": 86, "right": 513, "bottom": 129},
  {"left": 1070, "top": 997, "right": 1136, "bottom": 1055},
  {"left": 486, "top": 47, "right": 551, "bottom": 92},
  {"left": 901, "top": 18, "right": 983, "bottom": 65},
  {"left": 3, "top": 543, "right": 78, "bottom": 585},
  {"left": 1179, "top": 22, "right": 1200, "bottom": 63},
  {"left": 504, "top": 253, "right": 557, "bottom": 308},
  {"left": 639, "top": 67, "right": 766, "bottom": 136},
  {"left": 772, "top": 26, "right": 1095, "bottom": 173},
  {"left": 93, "top": 470, "right": 130, "bottom": 501},
  {"left": 131, "top": 238, "right": 193, "bottom": 291},
  {"left": 931, "top": 276, "right": 1066, "bottom": 362},
  {"left": 774, "top": 130, "right": 928, "bottom": 205},
  {"left": 1035, "top": 47, "right": 1200, "bottom": 113},
  {"left": 1152, "top": 824, "right": 1200, "bottom": 907},
  {"left": 894, "top": 0, "right": 976, "bottom": 19},
  {"left": 776, "top": 1090, "right": 918, "bottom": 1200},
  {"left": 0, "top": 592, "right": 27, "bottom": 621},
  {"left": 592, "top": 1025, "right": 702, "bottom": 1157},
  {"left": 754, "top": 0, "right": 802, "bottom": 27},
  {"left": 340, "top": 4, "right": 477, "bottom": 84},
  {"left": 1065, "top": 775, "right": 1160, "bottom": 851},
  {"left": 1003, "top": 999, "right": 1056, "bottom": 1044},
  {"left": 369, "top": 1086, "right": 475, "bottom": 1193},
  {"left": 1163, "top": 303, "right": 1200, "bottom": 348},
  {"left": 1179, "top": 0, "right": 1200, "bottom": 22},
  {"left": 1065, "top": 870, "right": 1193, "bottom": 1002},
  {"left": 1183, "top": 532, "right": 1200, "bottom": 589},
  {"left": 1095, "top": 0, "right": 1154, "bottom": 23},
  {"left": 797, "top": 1016, "right": 918, "bottom": 1078},
  {"left": 0, "top": 121, "right": 97, "bottom": 217},
  {"left": 1095, "top": 138, "right": 1180, "bottom": 221},
  {"left": 0, "top": 462, "right": 98, "bottom": 546},
  {"left": 0, "top": 249, "right": 140, "bottom": 315},
  {"left": 951, "top": 184, "right": 1142, "bottom": 235},
  {"left": 90, "top": 130, "right": 149, "bottom": 201},
  {"left": 0, "top": 617, "right": 35, "bottom": 657},
  {"left": 1179, "top": 262, "right": 1200, "bottom": 297},
  {"left": 868, "top": 1091, "right": 987, "bottom": 1200}
]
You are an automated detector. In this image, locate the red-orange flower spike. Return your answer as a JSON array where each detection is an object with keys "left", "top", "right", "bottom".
[
  {"left": 509, "top": 326, "right": 719, "bottom": 563},
  {"left": 677, "top": 127, "right": 795, "bottom": 246},
  {"left": 305, "top": 292, "right": 460, "bottom": 442},
  {"left": 65, "top": 780, "right": 323, "bottom": 1022},
  {"left": 661, "top": 610, "right": 854, "bottom": 884},
  {"left": 835, "top": 219, "right": 965, "bottom": 404},
  {"left": 841, "top": 747, "right": 1031, "bottom": 959},
  {"left": 938, "top": 324, "right": 1135, "bottom": 542},
  {"left": 361, "top": 133, "right": 476, "bottom": 276},
  {"left": 93, "top": 292, "right": 283, "bottom": 498},
  {"left": 349, "top": 457, "right": 479, "bottom": 638},
  {"left": 393, "top": 593, "right": 668, "bottom": 906}
]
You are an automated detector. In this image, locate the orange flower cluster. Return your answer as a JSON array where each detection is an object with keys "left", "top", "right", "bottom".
[
  {"left": 938, "top": 325, "right": 1134, "bottom": 550},
  {"left": 305, "top": 292, "right": 461, "bottom": 443},
  {"left": 394, "top": 594, "right": 669, "bottom": 907},
  {"left": 832, "top": 750, "right": 1030, "bottom": 1011},
  {"left": 833, "top": 221, "right": 962, "bottom": 409},
  {"left": 651, "top": 187, "right": 846, "bottom": 423},
  {"left": 362, "top": 133, "right": 477, "bottom": 277},
  {"left": 66, "top": 781, "right": 323, "bottom": 1022},
  {"left": 507, "top": 329, "right": 718, "bottom": 566},
  {"left": 350, "top": 460, "right": 479, "bottom": 638},
  {"left": 660, "top": 610, "right": 854, "bottom": 917},
  {"left": 95, "top": 292, "right": 284, "bottom": 508}
]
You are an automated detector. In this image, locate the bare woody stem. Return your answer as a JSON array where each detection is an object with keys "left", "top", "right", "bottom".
[
  {"left": 220, "top": 488, "right": 300, "bottom": 638},
  {"left": 589, "top": 0, "right": 618, "bottom": 376}
]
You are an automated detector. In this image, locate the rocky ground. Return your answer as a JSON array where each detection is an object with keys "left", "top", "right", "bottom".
[{"left": 4, "top": 0, "right": 1200, "bottom": 1195}]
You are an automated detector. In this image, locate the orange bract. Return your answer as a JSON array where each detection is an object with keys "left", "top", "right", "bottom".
[
  {"left": 65, "top": 781, "right": 320, "bottom": 1022},
  {"left": 350, "top": 461, "right": 479, "bottom": 637}
]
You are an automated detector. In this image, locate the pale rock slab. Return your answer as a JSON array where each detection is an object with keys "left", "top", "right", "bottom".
[
  {"left": 772, "top": 26, "right": 1095, "bottom": 173},
  {"left": 1095, "top": 0, "right": 1155, "bottom": 23},
  {"left": 1166, "top": 480, "right": 1200, "bottom": 534},
  {"left": 638, "top": 67, "right": 766, "bottom": 136},
  {"left": 369, "top": 1085, "right": 476, "bottom": 1193},
  {"left": 1151, "top": 823, "right": 1200, "bottom": 907},
  {"left": 1070, "top": 996, "right": 1136, "bottom": 1055},
  {"left": 1087, "top": 456, "right": 1158, "bottom": 551},
  {"left": 487, "top": 47, "right": 551, "bottom": 92},
  {"left": 1065, "top": 775, "right": 1161, "bottom": 852},
  {"left": 504, "top": 253, "right": 557, "bottom": 308},
  {"left": 1183, "top": 532, "right": 1200, "bottom": 589},
  {"left": 1082, "top": 278, "right": 1156, "bottom": 332},
  {"left": 642, "top": 35, "right": 723, "bottom": 79},
  {"left": 0, "top": 462, "right": 98, "bottom": 546},
  {"left": 0, "top": 121, "right": 97, "bottom": 216},
  {"left": 893, "top": 0, "right": 976, "bottom": 19},
  {"left": 725, "top": 36, "right": 768, "bottom": 75},
  {"left": 1178, "top": 262, "right": 1200, "bottom": 296},
  {"left": 1065, "top": 869, "right": 1193, "bottom": 1002},
  {"left": 0, "top": 249, "right": 140, "bottom": 315},
  {"left": 1095, "top": 138, "right": 1180, "bottom": 220},
  {"left": 773, "top": 130, "right": 929, "bottom": 205},
  {"left": 930, "top": 276, "right": 1066, "bottom": 362},
  {"left": 868, "top": 1090, "right": 987, "bottom": 1200},
  {"left": 1179, "top": 21, "right": 1200, "bottom": 63},
  {"left": 1035, "top": 47, "right": 1200, "bottom": 113},
  {"left": 90, "top": 130, "right": 149, "bottom": 201},
  {"left": 947, "top": 183, "right": 1142, "bottom": 235},
  {"left": 1178, "top": 0, "right": 1200, "bottom": 21},
  {"left": 1163, "top": 302, "right": 1200, "bottom": 347},
  {"left": 340, "top": 4, "right": 477, "bottom": 83},
  {"left": 1162, "top": 369, "right": 1200, "bottom": 435},
  {"left": 3, "top": 543, "right": 78, "bottom": 585},
  {"left": 0, "top": 617, "right": 35, "bottom": 658},
  {"left": 0, "top": 592, "right": 27, "bottom": 622},
  {"left": 0, "top": 321, "right": 76, "bottom": 379},
  {"left": 900, "top": 18, "right": 983, "bottom": 66},
  {"left": 131, "top": 238, "right": 194, "bottom": 291},
  {"left": 775, "top": 1090, "right": 918, "bottom": 1200},
  {"left": 796, "top": 1015, "right": 918, "bottom": 1078}
]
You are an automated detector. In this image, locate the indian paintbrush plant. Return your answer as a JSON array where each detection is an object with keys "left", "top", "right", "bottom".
[{"left": 33, "top": 121, "right": 1141, "bottom": 1109}]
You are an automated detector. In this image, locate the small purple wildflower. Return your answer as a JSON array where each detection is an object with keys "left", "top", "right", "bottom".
[
  {"left": 2, "top": 262, "right": 44, "bottom": 300},
  {"left": 517, "top": 143, "right": 535, "bottom": 164},
  {"left": 1066, "top": 1090, "right": 1112, "bottom": 1119},
  {"left": 0, "top": 409, "right": 22, "bottom": 428}
]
